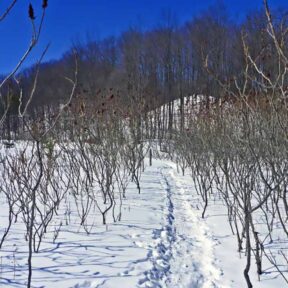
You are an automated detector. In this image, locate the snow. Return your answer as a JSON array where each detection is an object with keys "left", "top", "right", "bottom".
[{"left": 0, "top": 154, "right": 286, "bottom": 287}]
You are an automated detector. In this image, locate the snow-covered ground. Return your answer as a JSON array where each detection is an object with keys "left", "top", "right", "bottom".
[{"left": 0, "top": 157, "right": 286, "bottom": 287}]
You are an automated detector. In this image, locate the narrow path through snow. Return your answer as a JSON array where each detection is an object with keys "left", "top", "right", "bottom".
[{"left": 138, "top": 162, "right": 222, "bottom": 288}]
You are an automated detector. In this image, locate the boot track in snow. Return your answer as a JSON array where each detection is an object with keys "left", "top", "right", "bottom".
[{"left": 139, "top": 163, "right": 222, "bottom": 288}]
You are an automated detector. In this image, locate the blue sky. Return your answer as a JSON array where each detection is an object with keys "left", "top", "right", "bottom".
[{"left": 0, "top": 0, "right": 287, "bottom": 74}]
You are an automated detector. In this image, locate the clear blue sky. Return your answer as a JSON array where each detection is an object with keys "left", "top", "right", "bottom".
[{"left": 0, "top": 0, "right": 287, "bottom": 74}]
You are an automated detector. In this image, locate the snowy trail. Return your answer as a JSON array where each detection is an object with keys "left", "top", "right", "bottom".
[
  {"left": 138, "top": 162, "right": 223, "bottom": 288},
  {"left": 137, "top": 165, "right": 176, "bottom": 288},
  {"left": 164, "top": 165, "right": 222, "bottom": 288}
]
